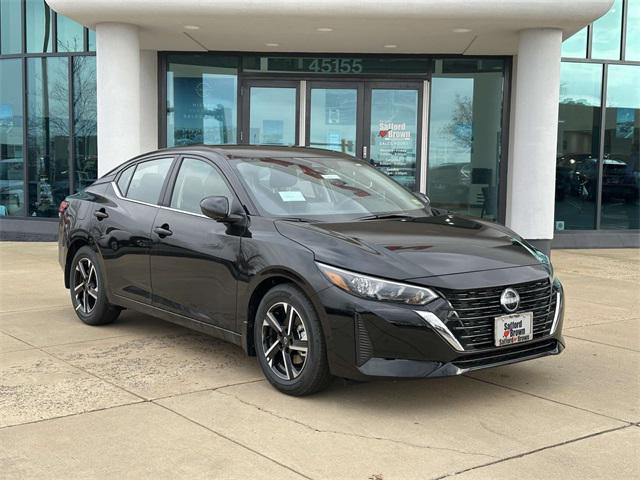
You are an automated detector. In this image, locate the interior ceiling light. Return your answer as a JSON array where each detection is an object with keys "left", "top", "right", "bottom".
[
  {"left": 383, "top": 44, "right": 397, "bottom": 48},
  {"left": 265, "top": 42, "right": 280, "bottom": 47},
  {"left": 316, "top": 27, "right": 333, "bottom": 32},
  {"left": 452, "top": 28, "right": 472, "bottom": 33},
  {"left": 183, "top": 25, "right": 200, "bottom": 30}
]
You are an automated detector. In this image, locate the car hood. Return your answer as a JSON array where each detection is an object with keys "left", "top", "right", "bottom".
[{"left": 275, "top": 214, "right": 542, "bottom": 280}]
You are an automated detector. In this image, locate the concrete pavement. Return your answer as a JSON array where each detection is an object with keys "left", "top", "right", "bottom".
[{"left": 0, "top": 242, "right": 638, "bottom": 479}]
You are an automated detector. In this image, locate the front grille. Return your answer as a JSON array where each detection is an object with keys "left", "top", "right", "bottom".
[{"left": 440, "top": 279, "right": 556, "bottom": 351}]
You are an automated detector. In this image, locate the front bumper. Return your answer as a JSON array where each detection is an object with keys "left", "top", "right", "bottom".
[{"left": 317, "top": 282, "right": 565, "bottom": 381}]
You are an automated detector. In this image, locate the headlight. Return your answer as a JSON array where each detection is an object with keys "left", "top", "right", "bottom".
[
  {"left": 316, "top": 262, "right": 438, "bottom": 305},
  {"left": 530, "top": 248, "right": 556, "bottom": 281}
]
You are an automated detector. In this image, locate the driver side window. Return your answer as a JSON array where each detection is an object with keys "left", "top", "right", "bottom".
[{"left": 170, "top": 158, "right": 233, "bottom": 215}]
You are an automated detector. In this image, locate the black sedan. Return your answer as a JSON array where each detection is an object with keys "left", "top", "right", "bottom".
[{"left": 58, "top": 146, "right": 564, "bottom": 395}]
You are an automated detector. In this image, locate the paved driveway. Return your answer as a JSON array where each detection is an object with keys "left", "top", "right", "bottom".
[{"left": 0, "top": 243, "right": 638, "bottom": 479}]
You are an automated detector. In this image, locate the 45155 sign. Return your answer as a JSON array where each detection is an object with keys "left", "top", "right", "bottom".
[{"left": 306, "top": 58, "right": 363, "bottom": 74}]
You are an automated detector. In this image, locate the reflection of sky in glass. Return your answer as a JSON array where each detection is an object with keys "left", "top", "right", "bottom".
[
  {"left": 1, "top": 0, "right": 22, "bottom": 54},
  {"left": 591, "top": 0, "right": 622, "bottom": 60},
  {"left": 627, "top": 0, "right": 640, "bottom": 61},
  {"left": 561, "top": 27, "right": 588, "bottom": 58},
  {"left": 26, "top": 0, "right": 52, "bottom": 53},
  {"left": 559, "top": 63, "right": 602, "bottom": 106},
  {"left": 606, "top": 65, "right": 640, "bottom": 109}
]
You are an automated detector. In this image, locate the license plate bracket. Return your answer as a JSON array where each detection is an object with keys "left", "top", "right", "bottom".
[{"left": 494, "top": 312, "right": 533, "bottom": 347}]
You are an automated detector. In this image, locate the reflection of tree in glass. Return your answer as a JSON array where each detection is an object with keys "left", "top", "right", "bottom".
[
  {"left": 73, "top": 56, "right": 97, "bottom": 188},
  {"left": 29, "top": 54, "right": 96, "bottom": 214},
  {"left": 444, "top": 94, "right": 473, "bottom": 149},
  {"left": 57, "top": 35, "right": 84, "bottom": 54}
]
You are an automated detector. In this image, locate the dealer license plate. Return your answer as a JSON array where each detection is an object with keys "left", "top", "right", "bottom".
[{"left": 494, "top": 312, "right": 533, "bottom": 347}]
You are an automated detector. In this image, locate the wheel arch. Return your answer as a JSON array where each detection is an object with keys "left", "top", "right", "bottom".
[
  {"left": 242, "top": 267, "right": 328, "bottom": 356},
  {"left": 64, "top": 233, "right": 98, "bottom": 288}
]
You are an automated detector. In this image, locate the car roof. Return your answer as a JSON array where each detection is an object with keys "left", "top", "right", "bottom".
[
  {"left": 101, "top": 145, "right": 355, "bottom": 179},
  {"left": 152, "top": 145, "right": 350, "bottom": 159}
]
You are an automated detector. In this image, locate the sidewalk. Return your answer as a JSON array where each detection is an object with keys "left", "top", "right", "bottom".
[{"left": 1, "top": 243, "right": 638, "bottom": 479}]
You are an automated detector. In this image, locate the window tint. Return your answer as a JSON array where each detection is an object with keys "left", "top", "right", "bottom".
[
  {"left": 126, "top": 158, "right": 173, "bottom": 204},
  {"left": 116, "top": 165, "right": 135, "bottom": 195},
  {"left": 171, "top": 158, "right": 232, "bottom": 214}
]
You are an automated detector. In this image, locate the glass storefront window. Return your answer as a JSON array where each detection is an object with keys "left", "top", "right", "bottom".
[
  {"left": 600, "top": 65, "right": 640, "bottom": 229},
  {"left": 591, "top": 0, "right": 623, "bottom": 60},
  {"left": 166, "top": 55, "right": 238, "bottom": 146},
  {"left": 0, "top": 59, "right": 24, "bottom": 217},
  {"left": 1, "top": 0, "right": 22, "bottom": 55},
  {"left": 88, "top": 29, "right": 96, "bottom": 51},
  {"left": 561, "top": 27, "right": 588, "bottom": 58},
  {"left": 73, "top": 56, "right": 97, "bottom": 191},
  {"left": 27, "top": 57, "right": 70, "bottom": 217},
  {"left": 428, "top": 59, "right": 504, "bottom": 221},
  {"left": 555, "top": 62, "right": 602, "bottom": 231},
  {"left": 626, "top": 0, "right": 640, "bottom": 61},
  {"left": 57, "top": 14, "right": 84, "bottom": 52},
  {"left": 26, "top": 0, "right": 53, "bottom": 53}
]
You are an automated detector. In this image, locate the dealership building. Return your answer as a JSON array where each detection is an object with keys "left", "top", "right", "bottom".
[{"left": 0, "top": 0, "right": 638, "bottom": 251}]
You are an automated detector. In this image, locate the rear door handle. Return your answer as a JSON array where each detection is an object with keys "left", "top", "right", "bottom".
[
  {"left": 94, "top": 209, "right": 108, "bottom": 220},
  {"left": 153, "top": 224, "right": 173, "bottom": 237}
]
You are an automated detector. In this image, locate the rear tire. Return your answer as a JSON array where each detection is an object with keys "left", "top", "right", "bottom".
[
  {"left": 254, "top": 284, "right": 332, "bottom": 396},
  {"left": 70, "top": 246, "right": 120, "bottom": 326}
]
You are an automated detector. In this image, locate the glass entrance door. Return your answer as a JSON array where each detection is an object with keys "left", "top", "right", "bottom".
[
  {"left": 243, "top": 79, "right": 423, "bottom": 191},
  {"left": 242, "top": 80, "right": 299, "bottom": 145},
  {"left": 364, "top": 84, "right": 422, "bottom": 192},
  {"left": 306, "top": 82, "right": 363, "bottom": 156},
  {"left": 306, "top": 81, "right": 422, "bottom": 191}
]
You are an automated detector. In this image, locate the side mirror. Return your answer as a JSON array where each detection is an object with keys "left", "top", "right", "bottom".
[
  {"left": 414, "top": 192, "right": 431, "bottom": 208},
  {"left": 200, "top": 196, "right": 246, "bottom": 225},
  {"left": 200, "top": 196, "right": 230, "bottom": 221}
]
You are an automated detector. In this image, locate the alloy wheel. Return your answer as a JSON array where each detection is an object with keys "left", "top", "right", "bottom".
[
  {"left": 74, "top": 257, "right": 99, "bottom": 314},
  {"left": 261, "top": 302, "right": 309, "bottom": 380}
]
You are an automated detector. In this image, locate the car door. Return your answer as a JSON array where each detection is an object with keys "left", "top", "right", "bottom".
[
  {"left": 149, "top": 155, "right": 241, "bottom": 332},
  {"left": 95, "top": 156, "right": 174, "bottom": 304}
]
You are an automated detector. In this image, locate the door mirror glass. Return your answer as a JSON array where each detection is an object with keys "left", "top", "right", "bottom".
[{"left": 200, "top": 196, "right": 230, "bottom": 221}]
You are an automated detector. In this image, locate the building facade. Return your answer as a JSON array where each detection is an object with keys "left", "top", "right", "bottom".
[{"left": 0, "top": 0, "right": 638, "bottom": 250}]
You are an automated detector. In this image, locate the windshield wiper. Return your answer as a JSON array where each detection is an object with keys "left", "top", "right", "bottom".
[
  {"left": 355, "top": 213, "right": 415, "bottom": 221},
  {"left": 277, "top": 217, "right": 318, "bottom": 223}
]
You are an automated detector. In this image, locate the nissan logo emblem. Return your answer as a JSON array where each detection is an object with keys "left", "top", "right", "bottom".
[{"left": 500, "top": 288, "right": 520, "bottom": 313}]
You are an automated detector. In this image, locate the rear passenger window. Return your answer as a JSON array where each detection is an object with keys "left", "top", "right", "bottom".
[
  {"left": 171, "top": 158, "right": 233, "bottom": 214},
  {"left": 126, "top": 158, "right": 173, "bottom": 204},
  {"left": 116, "top": 165, "right": 135, "bottom": 195}
]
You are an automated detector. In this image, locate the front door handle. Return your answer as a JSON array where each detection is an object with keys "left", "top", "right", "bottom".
[
  {"left": 153, "top": 224, "right": 173, "bottom": 237},
  {"left": 94, "top": 209, "right": 109, "bottom": 220}
]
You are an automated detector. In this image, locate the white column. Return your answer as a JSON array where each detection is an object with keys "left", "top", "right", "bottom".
[
  {"left": 505, "top": 29, "right": 563, "bottom": 248},
  {"left": 96, "top": 23, "right": 141, "bottom": 175},
  {"left": 139, "top": 50, "right": 158, "bottom": 153}
]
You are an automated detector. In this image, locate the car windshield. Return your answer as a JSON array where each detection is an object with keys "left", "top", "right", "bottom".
[{"left": 230, "top": 155, "right": 428, "bottom": 220}]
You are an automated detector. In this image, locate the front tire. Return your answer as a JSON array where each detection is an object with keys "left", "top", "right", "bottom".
[
  {"left": 70, "top": 246, "right": 120, "bottom": 326},
  {"left": 254, "top": 284, "right": 332, "bottom": 396}
]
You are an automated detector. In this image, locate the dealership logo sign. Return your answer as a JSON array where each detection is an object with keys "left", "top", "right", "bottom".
[
  {"left": 500, "top": 288, "right": 520, "bottom": 313},
  {"left": 378, "top": 122, "right": 411, "bottom": 140}
]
